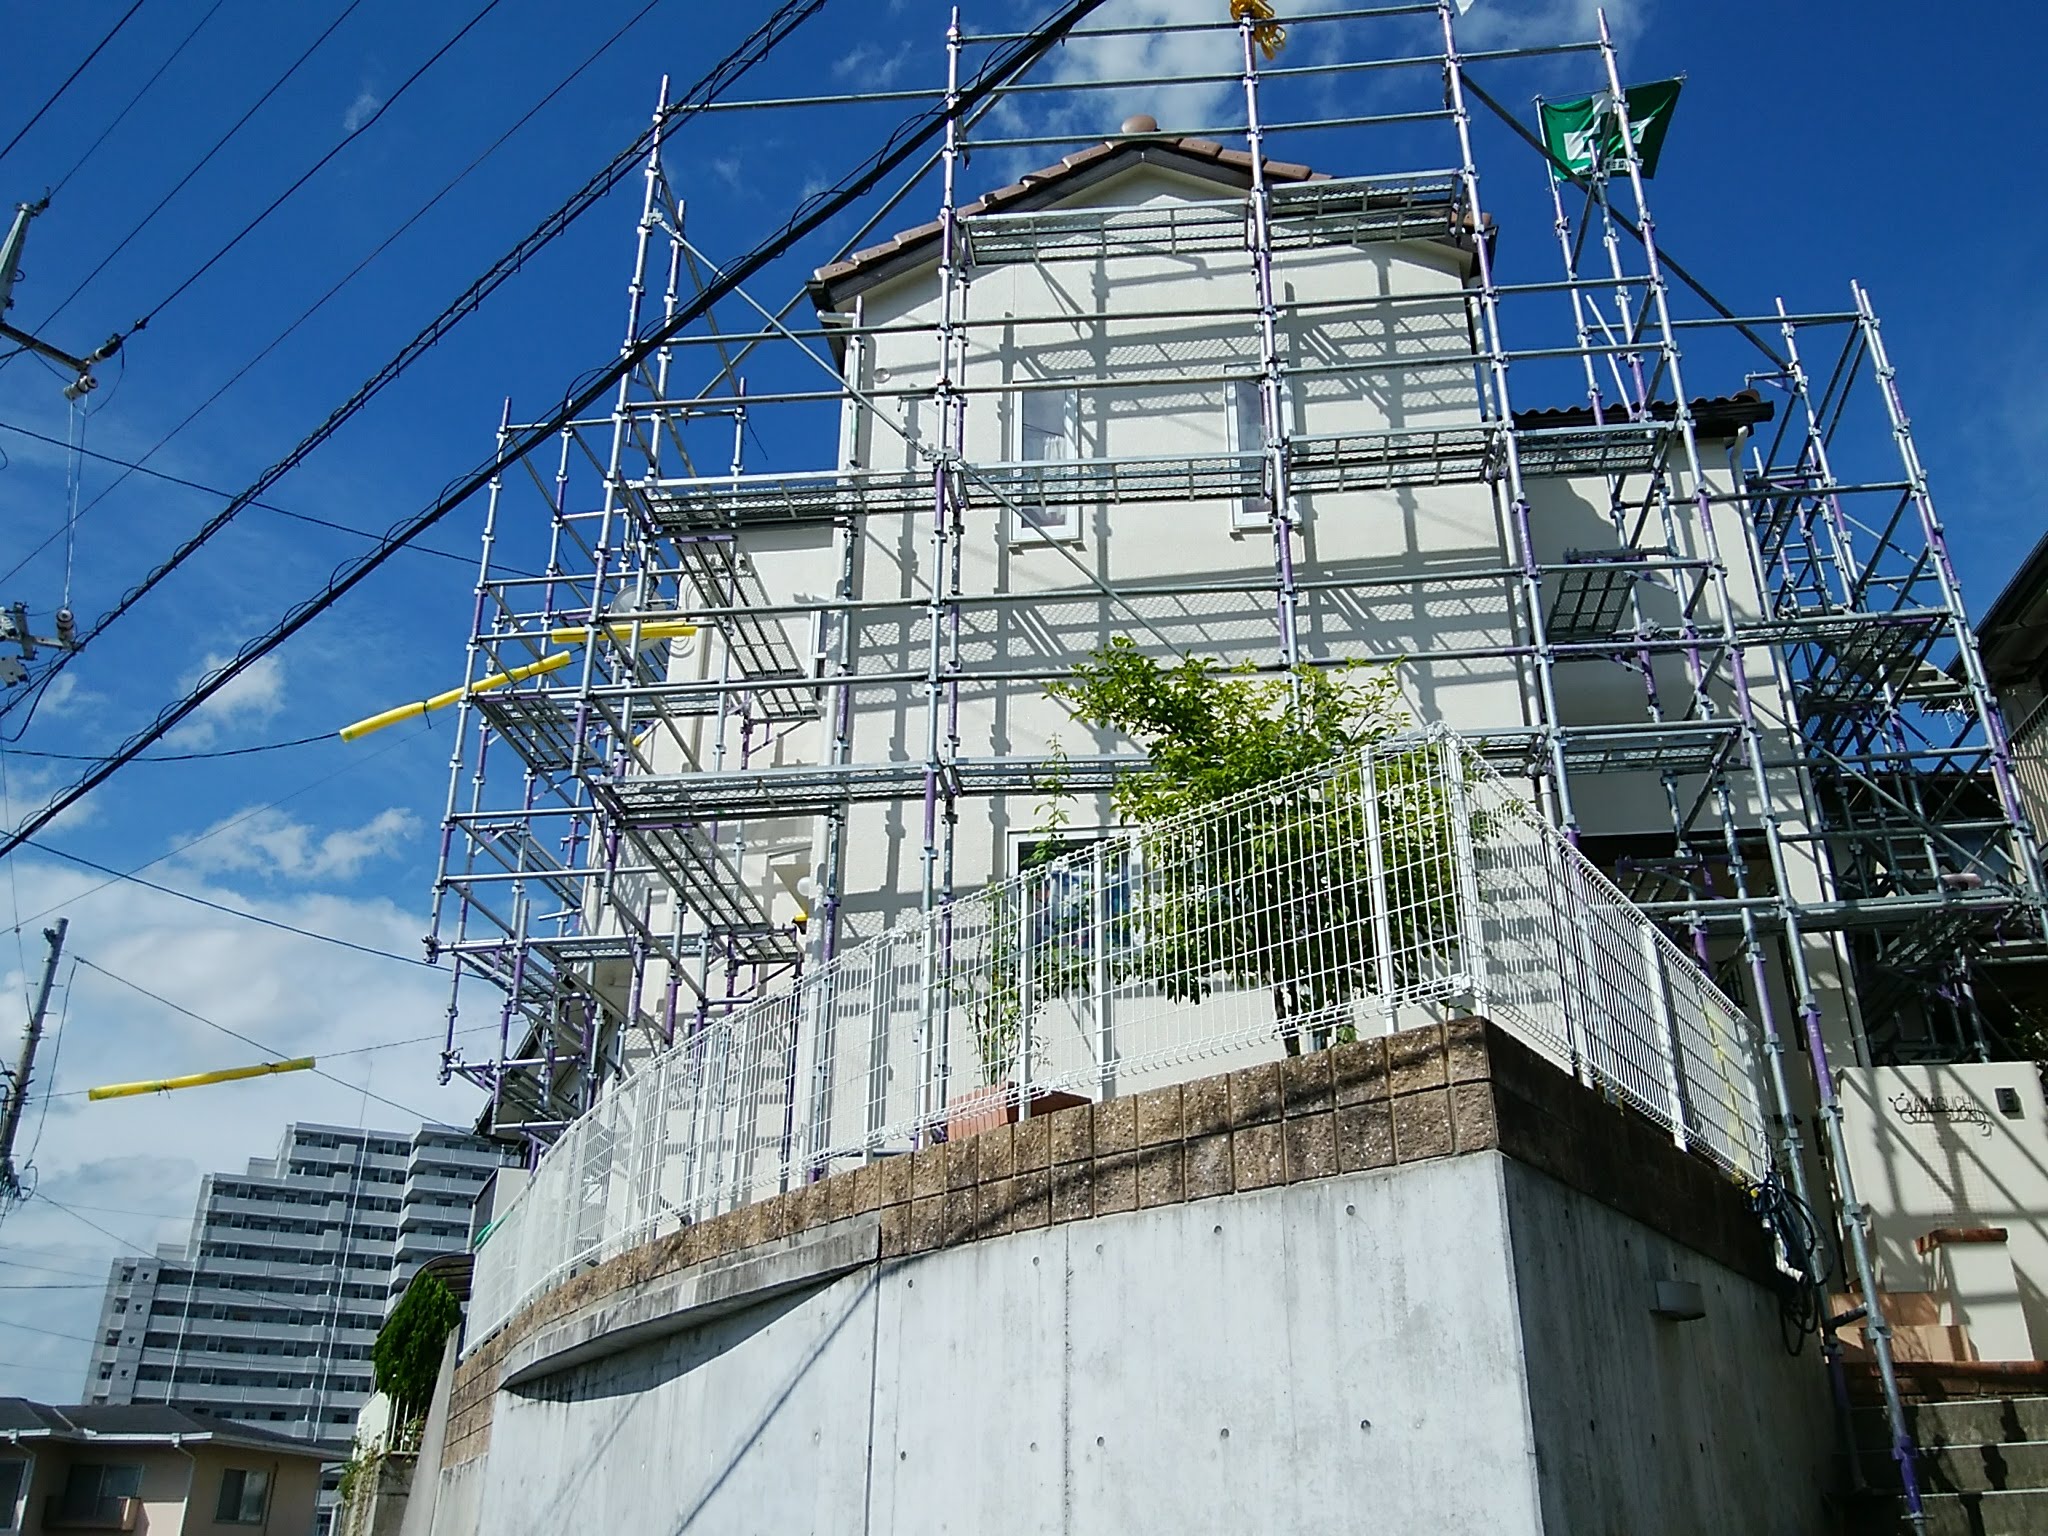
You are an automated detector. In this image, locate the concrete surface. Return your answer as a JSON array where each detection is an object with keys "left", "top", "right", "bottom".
[{"left": 437, "top": 1151, "right": 1830, "bottom": 1536}]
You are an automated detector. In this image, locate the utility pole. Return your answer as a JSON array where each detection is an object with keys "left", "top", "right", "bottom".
[
  {"left": 0, "top": 917, "right": 69, "bottom": 1198},
  {"left": 0, "top": 200, "right": 119, "bottom": 399},
  {"left": 0, "top": 199, "right": 104, "bottom": 686}
]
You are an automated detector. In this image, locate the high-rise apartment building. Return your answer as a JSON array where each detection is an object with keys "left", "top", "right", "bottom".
[{"left": 82, "top": 1123, "right": 512, "bottom": 1443}]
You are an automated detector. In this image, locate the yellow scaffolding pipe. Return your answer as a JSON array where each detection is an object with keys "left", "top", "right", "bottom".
[
  {"left": 338, "top": 620, "right": 697, "bottom": 743},
  {"left": 89, "top": 1057, "right": 316, "bottom": 1102}
]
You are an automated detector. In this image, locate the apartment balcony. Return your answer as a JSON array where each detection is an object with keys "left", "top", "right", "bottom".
[{"left": 44, "top": 1496, "right": 140, "bottom": 1531}]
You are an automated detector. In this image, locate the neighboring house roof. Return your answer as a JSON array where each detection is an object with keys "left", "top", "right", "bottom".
[
  {"left": 809, "top": 132, "right": 1481, "bottom": 310},
  {"left": 0, "top": 1398, "right": 330, "bottom": 1458},
  {"left": 1976, "top": 530, "right": 2048, "bottom": 693},
  {"left": 408, "top": 1250, "right": 475, "bottom": 1307},
  {"left": 1511, "top": 389, "right": 1774, "bottom": 440}
]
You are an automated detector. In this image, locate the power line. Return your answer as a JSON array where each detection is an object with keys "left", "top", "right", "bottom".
[
  {"left": 0, "top": 0, "right": 152, "bottom": 167},
  {"left": 48, "top": 0, "right": 231, "bottom": 198},
  {"left": 0, "top": 0, "right": 1106, "bottom": 844},
  {"left": 0, "top": 0, "right": 834, "bottom": 721},
  {"left": 73, "top": 957, "right": 444, "bottom": 1123},
  {"left": 0, "top": 421, "right": 487, "bottom": 571},
  {"left": 17, "top": 0, "right": 370, "bottom": 339},
  {"left": 21, "top": 842, "right": 430, "bottom": 966},
  {"left": 0, "top": 732, "right": 330, "bottom": 762},
  {"left": 16, "top": 0, "right": 671, "bottom": 572},
  {"left": 127, "top": 0, "right": 514, "bottom": 335},
  {"left": 0, "top": 1316, "right": 93, "bottom": 1344}
]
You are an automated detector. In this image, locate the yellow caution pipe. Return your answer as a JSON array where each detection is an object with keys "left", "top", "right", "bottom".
[
  {"left": 338, "top": 620, "right": 697, "bottom": 744},
  {"left": 89, "top": 1057, "right": 316, "bottom": 1102}
]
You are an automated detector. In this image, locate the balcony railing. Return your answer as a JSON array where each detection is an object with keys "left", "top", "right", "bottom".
[{"left": 467, "top": 727, "right": 1768, "bottom": 1348}]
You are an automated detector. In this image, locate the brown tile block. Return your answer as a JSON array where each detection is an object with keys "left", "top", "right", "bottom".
[
  {"left": 1451, "top": 1083, "right": 1499, "bottom": 1152},
  {"left": 1185, "top": 1132, "right": 1234, "bottom": 1199},
  {"left": 1051, "top": 1160, "right": 1093, "bottom": 1224},
  {"left": 1387, "top": 1024, "right": 1447, "bottom": 1096},
  {"left": 1132, "top": 1084, "right": 1183, "bottom": 1146},
  {"left": 1050, "top": 1104, "right": 1095, "bottom": 1165},
  {"left": 1446, "top": 1016, "right": 1492, "bottom": 1084},
  {"left": 912, "top": 1145, "right": 947, "bottom": 1201},
  {"left": 820, "top": 1169, "right": 855, "bottom": 1225},
  {"left": 976, "top": 1123, "right": 1016, "bottom": 1182},
  {"left": 1011, "top": 1166, "right": 1051, "bottom": 1230},
  {"left": 1014, "top": 1114, "right": 1052, "bottom": 1171},
  {"left": 1233, "top": 1122, "right": 1284, "bottom": 1190},
  {"left": 880, "top": 1202, "right": 912, "bottom": 1259},
  {"left": 1393, "top": 1088, "right": 1454, "bottom": 1162},
  {"left": 910, "top": 1196, "right": 946, "bottom": 1253},
  {"left": 945, "top": 1136, "right": 980, "bottom": 1192},
  {"left": 877, "top": 1153, "right": 913, "bottom": 1208},
  {"left": 979, "top": 1176, "right": 1018, "bottom": 1236},
  {"left": 942, "top": 1187, "right": 978, "bottom": 1247},
  {"left": 766, "top": 1192, "right": 803, "bottom": 1241},
  {"left": 1229, "top": 1063, "right": 1283, "bottom": 1127},
  {"left": 1331, "top": 1037, "right": 1388, "bottom": 1106},
  {"left": 1183, "top": 1073, "right": 1231, "bottom": 1137},
  {"left": 1094, "top": 1151, "right": 1138, "bottom": 1215},
  {"left": 1281, "top": 1051, "right": 1334, "bottom": 1117},
  {"left": 1282, "top": 1113, "right": 1338, "bottom": 1183},
  {"left": 1093, "top": 1096, "right": 1137, "bottom": 1157},
  {"left": 851, "top": 1164, "right": 883, "bottom": 1216},
  {"left": 1137, "top": 1142, "right": 1184, "bottom": 1208}
]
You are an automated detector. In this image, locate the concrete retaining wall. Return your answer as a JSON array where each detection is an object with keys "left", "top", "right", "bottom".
[{"left": 430, "top": 1023, "right": 1834, "bottom": 1534}]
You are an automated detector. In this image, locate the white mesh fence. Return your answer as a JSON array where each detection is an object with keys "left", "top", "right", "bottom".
[{"left": 466, "top": 727, "right": 1768, "bottom": 1348}]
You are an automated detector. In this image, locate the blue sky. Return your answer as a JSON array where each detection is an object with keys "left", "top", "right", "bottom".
[{"left": 0, "top": 0, "right": 2040, "bottom": 1397}]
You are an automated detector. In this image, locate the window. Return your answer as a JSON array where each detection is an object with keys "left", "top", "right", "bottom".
[
  {"left": 1016, "top": 385, "right": 1081, "bottom": 541},
  {"left": 0, "top": 1459, "right": 23, "bottom": 1531},
  {"left": 1227, "top": 379, "right": 1274, "bottom": 529},
  {"left": 58, "top": 1463, "right": 142, "bottom": 1525},
  {"left": 216, "top": 1468, "right": 271, "bottom": 1525}
]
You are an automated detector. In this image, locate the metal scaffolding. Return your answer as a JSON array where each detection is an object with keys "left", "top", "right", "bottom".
[{"left": 424, "top": 7, "right": 2041, "bottom": 1508}]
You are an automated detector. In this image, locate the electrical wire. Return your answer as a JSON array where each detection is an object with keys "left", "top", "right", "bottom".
[
  {"left": 0, "top": 0, "right": 1110, "bottom": 847},
  {"left": 72, "top": 956, "right": 443, "bottom": 1123},
  {"left": 16, "top": 0, "right": 370, "bottom": 340},
  {"left": 0, "top": 0, "right": 152, "bottom": 167},
  {"left": 1748, "top": 1168, "right": 1836, "bottom": 1356},
  {"left": 0, "top": 1316, "right": 93, "bottom": 1344},
  {"left": 0, "top": 422, "right": 490, "bottom": 578},
  {"left": 125, "top": 0, "right": 514, "bottom": 336},
  {"left": 0, "top": 0, "right": 836, "bottom": 721},
  {"left": 7, "top": 718, "right": 427, "bottom": 943},
  {"left": 0, "top": 0, "right": 668, "bottom": 588},
  {"left": 0, "top": 732, "right": 330, "bottom": 762},
  {"left": 20, "top": 841, "right": 430, "bottom": 967},
  {"left": 47, "top": 0, "right": 231, "bottom": 198}
]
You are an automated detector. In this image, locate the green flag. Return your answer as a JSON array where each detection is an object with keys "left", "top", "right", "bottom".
[{"left": 1538, "top": 78, "right": 1683, "bottom": 179}]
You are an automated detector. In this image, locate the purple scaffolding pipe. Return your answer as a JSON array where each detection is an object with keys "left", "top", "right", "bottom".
[
  {"left": 1591, "top": 19, "right": 1925, "bottom": 1523},
  {"left": 1441, "top": 3, "right": 1578, "bottom": 845},
  {"left": 1854, "top": 281, "right": 2047, "bottom": 917}
]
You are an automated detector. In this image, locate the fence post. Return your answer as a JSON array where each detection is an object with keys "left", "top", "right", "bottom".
[
  {"left": 1017, "top": 870, "right": 1036, "bottom": 1116},
  {"left": 1639, "top": 923, "right": 1690, "bottom": 1152},
  {"left": 1093, "top": 840, "right": 1116, "bottom": 1100},
  {"left": 864, "top": 946, "right": 890, "bottom": 1155},
  {"left": 1359, "top": 745, "right": 1399, "bottom": 1031},
  {"left": 1441, "top": 736, "right": 1489, "bottom": 1019}
]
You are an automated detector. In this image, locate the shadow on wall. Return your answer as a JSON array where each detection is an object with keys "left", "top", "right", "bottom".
[{"left": 507, "top": 1274, "right": 878, "bottom": 1534}]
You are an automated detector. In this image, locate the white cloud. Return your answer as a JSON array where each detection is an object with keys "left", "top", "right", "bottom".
[
  {"left": 342, "top": 89, "right": 382, "bottom": 134},
  {"left": 166, "top": 652, "right": 286, "bottom": 748},
  {"left": 173, "top": 805, "right": 419, "bottom": 883},
  {"left": 0, "top": 854, "right": 486, "bottom": 1402},
  {"left": 834, "top": 41, "right": 916, "bottom": 88}
]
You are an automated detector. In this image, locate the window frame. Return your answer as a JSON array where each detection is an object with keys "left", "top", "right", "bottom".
[
  {"left": 58, "top": 1461, "right": 143, "bottom": 1524},
  {"left": 1012, "top": 383, "right": 1083, "bottom": 543},
  {"left": 215, "top": 1466, "right": 272, "bottom": 1526},
  {"left": 0, "top": 1457, "right": 26, "bottom": 1532},
  {"left": 1226, "top": 378, "right": 1275, "bottom": 530}
]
